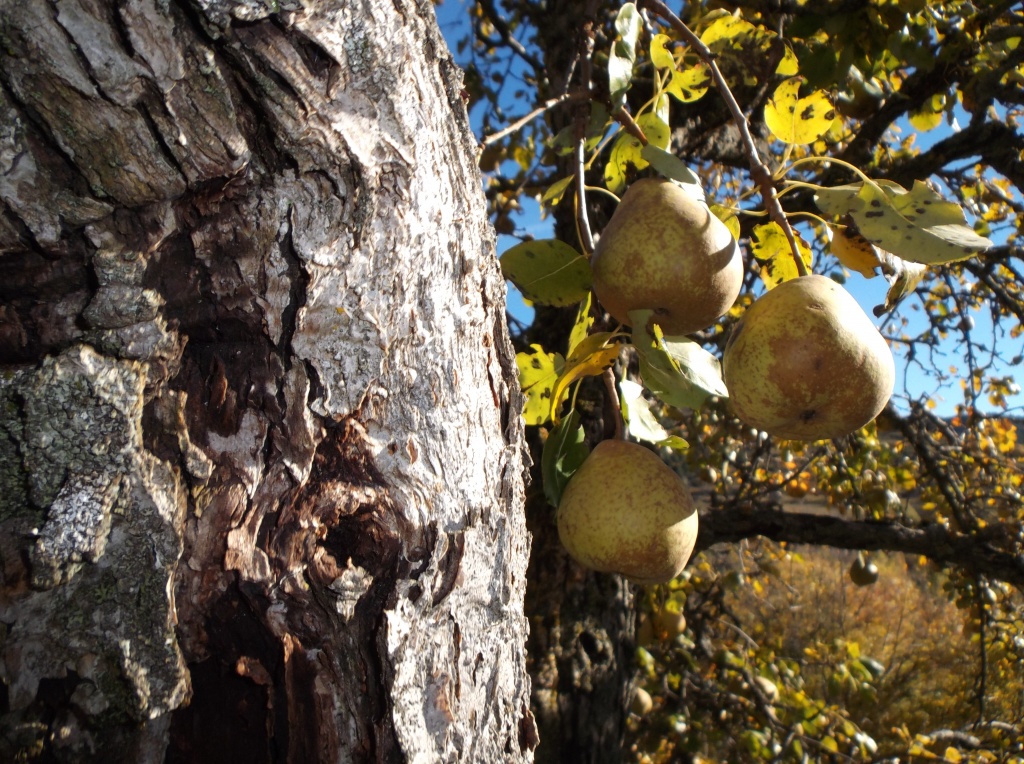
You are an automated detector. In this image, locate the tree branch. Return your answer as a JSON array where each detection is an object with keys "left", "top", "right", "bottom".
[{"left": 696, "top": 504, "right": 1024, "bottom": 589}]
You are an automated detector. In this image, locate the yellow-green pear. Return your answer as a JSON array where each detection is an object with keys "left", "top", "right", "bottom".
[
  {"left": 557, "top": 439, "right": 698, "bottom": 585},
  {"left": 591, "top": 178, "right": 743, "bottom": 335},
  {"left": 722, "top": 274, "right": 895, "bottom": 441}
]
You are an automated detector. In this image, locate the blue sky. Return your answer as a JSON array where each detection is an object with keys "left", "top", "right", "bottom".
[{"left": 434, "top": 1, "right": 1023, "bottom": 417}]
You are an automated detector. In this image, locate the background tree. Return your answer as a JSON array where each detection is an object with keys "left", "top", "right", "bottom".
[
  {"left": 446, "top": 0, "right": 1024, "bottom": 761},
  {"left": 0, "top": 0, "right": 536, "bottom": 761}
]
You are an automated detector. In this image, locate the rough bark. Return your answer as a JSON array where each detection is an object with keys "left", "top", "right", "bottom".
[{"left": 0, "top": 0, "right": 535, "bottom": 761}]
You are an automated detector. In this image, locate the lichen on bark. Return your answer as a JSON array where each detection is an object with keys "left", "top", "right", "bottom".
[{"left": 0, "top": 346, "right": 189, "bottom": 727}]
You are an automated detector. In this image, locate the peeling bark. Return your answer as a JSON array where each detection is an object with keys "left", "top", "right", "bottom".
[{"left": 0, "top": 0, "right": 534, "bottom": 761}]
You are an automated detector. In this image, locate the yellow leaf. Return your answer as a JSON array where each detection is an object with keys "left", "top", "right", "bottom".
[
  {"left": 711, "top": 204, "right": 741, "bottom": 242},
  {"left": 516, "top": 345, "right": 564, "bottom": 426},
  {"left": 945, "top": 746, "right": 963, "bottom": 762},
  {"left": 567, "top": 293, "right": 594, "bottom": 355},
  {"left": 775, "top": 44, "right": 799, "bottom": 76},
  {"left": 650, "top": 33, "right": 675, "bottom": 69},
  {"left": 764, "top": 77, "right": 836, "bottom": 145},
  {"left": 700, "top": 16, "right": 758, "bottom": 48},
  {"left": 604, "top": 114, "right": 670, "bottom": 193},
  {"left": 750, "top": 222, "right": 813, "bottom": 289},
  {"left": 909, "top": 93, "right": 946, "bottom": 132},
  {"left": 665, "top": 62, "right": 711, "bottom": 103},
  {"left": 829, "top": 225, "right": 881, "bottom": 278},
  {"left": 550, "top": 333, "right": 620, "bottom": 422}
]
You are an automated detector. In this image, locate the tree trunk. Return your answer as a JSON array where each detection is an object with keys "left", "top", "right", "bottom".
[{"left": 0, "top": 1, "right": 536, "bottom": 761}]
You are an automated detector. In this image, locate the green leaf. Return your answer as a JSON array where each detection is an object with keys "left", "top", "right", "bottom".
[
  {"left": 632, "top": 311, "right": 728, "bottom": 410},
  {"left": 639, "top": 145, "right": 701, "bottom": 185},
  {"left": 542, "top": 175, "right": 574, "bottom": 207},
  {"left": 609, "top": 3, "right": 642, "bottom": 112},
  {"left": 657, "top": 435, "right": 689, "bottom": 451},
  {"left": 815, "top": 180, "right": 993, "bottom": 264},
  {"left": 541, "top": 409, "right": 590, "bottom": 507},
  {"left": 619, "top": 379, "right": 669, "bottom": 443},
  {"left": 516, "top": 344, "right": 564, "bottom": 426},
  {"left": 500, "top": 239, "right": 592, "bottom": 306},
  {"left": 750, "top": 222, "right": 814, "bottom": 289},
  {"left": 764, "top": 77, "right": 836, "bottom": 145}
]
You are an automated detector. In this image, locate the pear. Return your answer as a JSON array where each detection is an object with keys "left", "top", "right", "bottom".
[
  {"left": 849, "top": 555, "right": 879, "bottom": 586},
  {"left": 630, "top": 688, "right": 654, "bottom": 716},
  {"left": 591, "top": 178, "right": 743, "bottom": 335},
  {"left": 722, "top": 274, "right": 894, "bottom": 441},
  {"left": 557, "top": 439, "right": 698, "bottom": 584}
]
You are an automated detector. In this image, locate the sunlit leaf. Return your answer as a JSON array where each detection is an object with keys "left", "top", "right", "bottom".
[
  {"left": 550, "top": 332, "right": 621, "bottom": 422},
  {"left": 815, "top": 180, "right": 993, "bottom": 264},
  {"left": 650, "top": 33, "right": 675, "bottom": 70},
  {"left": 877, "top": 257, "right": 928, "bottom": 316},
  {"left": 711, "top": 204, "right": 741, "bottom": 241},
  {"left": 776, "top": 44, "right": 799, "bottom": 76},
  {"left": 700, "top": 16, "right": 758, "bottom": 48},
  {"left": 632, "top": 311, "right": 728, "bottom": 410},
  {"left": 604, "top": 114, "right": 671, "bottom": 193},
  {"left": 541, "top": 409, "right": 589, "bottom": 507},
  {"left": 500, "top": 239, "right": 592, "bottom": 306},
  {"left": 609, "top": 3, "right": 642, "bottom": 112},
  {"left": 828, "top": 225, "right": 881, "bottom": 278},
  {"left": 665, "top": 61, "right": 711, "bottom": 103},
  {"left": 764, "top": 77, "right": 836, "bottom": 145},
  {"left": 516, "top": 344, "right": 563, "bottom": 426},
  {"left": 568, "top": 292, "right": 594, "bottom": 355},
  {"left": 619, "top": 379, "right": 669, "bottom": 444},
  {"left": 908, "top": 93, "right": 946, "bottom": 132},
  {"left": 750, "top": 222, "right": 813, "bottom": 289}
]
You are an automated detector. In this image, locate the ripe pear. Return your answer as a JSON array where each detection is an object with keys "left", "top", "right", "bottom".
[
  {"left": 557, "top": 439, "right": 698, "bottom": 585},
  {"left": 722, "top": 274, "right": 895, "bottom": 441},
  {"left": 591, "top": 178, "right": 743, "bottom": 335}
]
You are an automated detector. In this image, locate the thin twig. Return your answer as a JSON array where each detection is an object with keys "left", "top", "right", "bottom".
[
  {"left": 573, "top": 18, "right": 598, "bottom": 255},
  {"left": 575, "top": 136, "right": 596, "bottom": 255},
  {"left": 480, "top": 93, "right": 576, "bottom": 148},
  {"left": 639, "top": 0, "right": 808, "bottom": 277}
]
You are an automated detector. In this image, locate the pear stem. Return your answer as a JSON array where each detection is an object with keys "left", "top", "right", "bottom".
[{"left": 638, "top": 0, "right": 809, "bottom": 278}]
